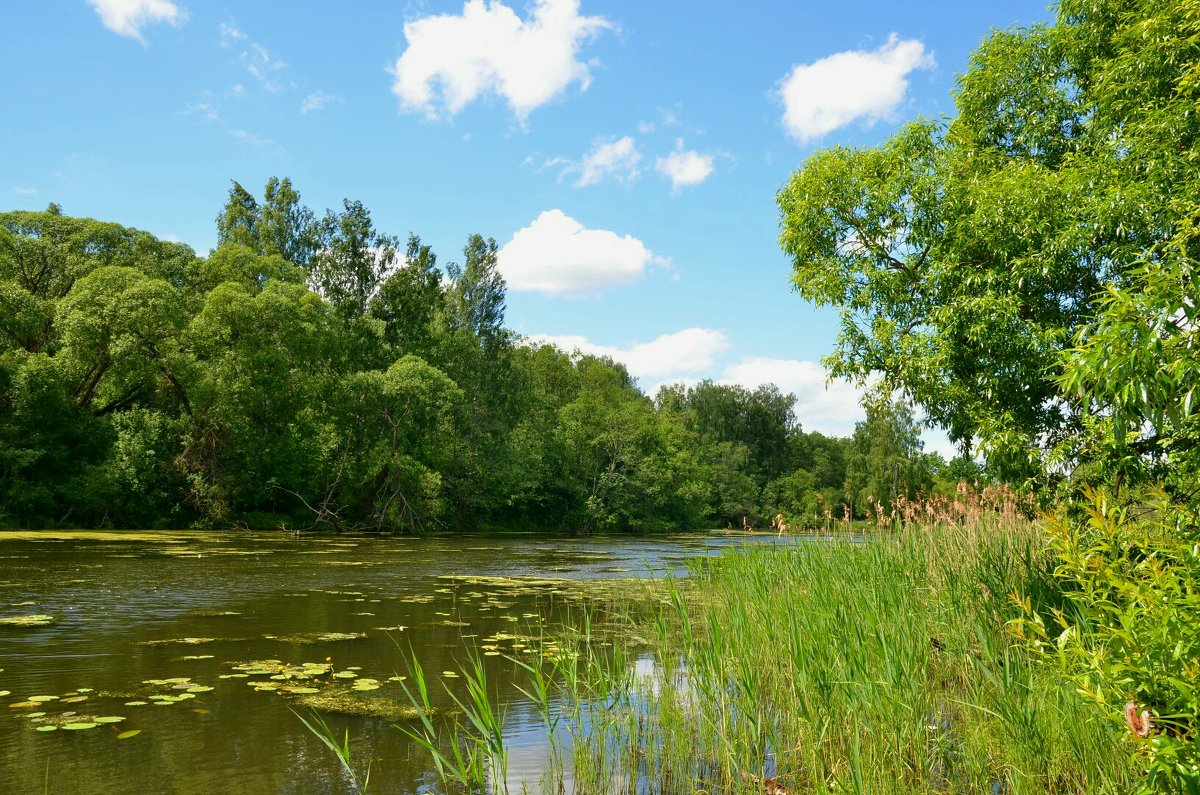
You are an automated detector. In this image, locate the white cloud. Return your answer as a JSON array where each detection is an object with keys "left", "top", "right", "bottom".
[
  {"left": 241, "top": 42, "right": 287, "bottom": 90},
  {"left": 301, "top": 91, "right": 341, "bottom": 114},
  {"left": 498, "top": 209, "right": 665, "bottom": 296},
  {"left": 527, "top": 328, "right": 731, "bottom": 382},
  {"left": 218, "top": 21, "right": 245, "bottom": 47},
  {"left": 721, "top": 357, "right": 958, "bottom": 454},
  {"left": 88, "top": 0, "right": 184, "bottom": 42},
  {"left": 13, "top": 187, "right": 38, "bottom": 196},
  {"left": 721, "top": 357, "right": 867, "bottom": 437},
  {"left": 218, "top": 21, "right": 287, "bottom": 91},
  {"left": 391, "top": 0, "right": 612, "bottom": 122},
  {"left": 655, "top": 139, "right": 714, "bottom": 193},
  {"left": 551, "top": 135, "right": 641, "bottom": 187},
  {"left": 777, "top": 33, "right": 934, "bottom": 143}
]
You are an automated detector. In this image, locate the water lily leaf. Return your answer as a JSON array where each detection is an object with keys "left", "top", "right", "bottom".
[
  {"left": 0, "top": 690, "right": 9, "bottom": 697},
  {"left": 35, "top": 725, "right": 57, "bottom": 732},
  {"left": 76, "top": 688, "right": 93, "bottom": 693},
  {"left": 9, "top": 701, "right": 39, "bottom": 709},
  {"left": 28, "top": 695, "right": 58, "bottom": 702},
  {"left": 186, "top": 686, "right": 214, "bottom": 692},
  {"left": 61, "top": 695, "right": 88, "bottom": 703},
  {"left": 124, "top": 701, "right": 148, "bottom": 706},
  {"left": 117, "top": 730, "right": 141, "bottom": 739},
  {"left": 93, "top": 716, "right": 125, "bottom": 724},
  {"left": 62, "top": 723, "right": 98, "bottom": 730}
]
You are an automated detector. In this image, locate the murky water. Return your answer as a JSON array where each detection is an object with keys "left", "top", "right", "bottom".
[{"left": 0, "top": 530, "right": 785, "bottom": 794}]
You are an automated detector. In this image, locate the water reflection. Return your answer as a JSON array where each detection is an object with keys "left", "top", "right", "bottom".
[{"left": 0, "top": 530, "right": 804, "bottom": 794}]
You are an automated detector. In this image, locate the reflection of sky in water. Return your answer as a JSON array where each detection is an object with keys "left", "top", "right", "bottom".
[{"left": 0, "top": 530, "right": 822, "bottom": 793}]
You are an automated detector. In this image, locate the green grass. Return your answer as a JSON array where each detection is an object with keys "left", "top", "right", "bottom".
[{"left": 420, "top": 516, "right": 1140, "bottom": 793}]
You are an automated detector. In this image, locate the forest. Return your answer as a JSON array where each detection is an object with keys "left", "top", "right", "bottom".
[{"left": 0, "top": 191, "right": 953, "bottom": 533}]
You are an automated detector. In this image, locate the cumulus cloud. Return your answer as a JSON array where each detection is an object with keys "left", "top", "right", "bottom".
[
  {"left": 497, "top": 209, "right": 665, "bottom": 296},
  {"left": 87, "top": 0, "right": 184, "bottom": 42},
  {"left": 527, "top": 328, "right": 731, "bottom": 382},
  {"left": 777, "top": 33, "right": 934, "bottom": 143},
  {"left": 721, "top": 357, "right": 958, "bottom": 454},
  {"left": 549, "top": 136, "right": 641, "bottom": 186},
  {"left": 391, "top": 0, "right": 612, "bottom": 121},
  {"left": 655, "top": 139, "right": 715, "bottom": 193},
  {"left": 720, "top": 357, "right": 867, "bottom": 437}
]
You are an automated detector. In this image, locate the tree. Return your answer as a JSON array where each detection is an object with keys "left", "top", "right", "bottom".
[
  {"left": 215, "top": 178, "right": 317, "bottom": 268},
  {"left": 260, "top": 177, "right": 316, "bottom": 267},
  {"left": 310, "top": 199, "right": 399, "bottom": 319},
  {"left": 844, "top": 398, "right": 930, "bottom": 515},
  {"left": 776, "top": 1, "right": 1196, "bottom": 476},
  {"left": 215, "top": 181, "right": 260, "bottom": 251},
  {"left": 369, "top": 235, "right": 443, "bottom": 357}
]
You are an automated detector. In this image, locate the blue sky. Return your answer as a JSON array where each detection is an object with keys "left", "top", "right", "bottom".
[{"left": 2, "top": 0, "right": 1053, "bottom": 452}]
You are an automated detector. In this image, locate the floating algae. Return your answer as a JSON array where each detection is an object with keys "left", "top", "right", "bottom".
[
  {"left": 291, "top": 688, "right": 424, "bottom": 721},
  {"left": 267, "top": 631, "right": 366, "bottom": 644},
  {"left": 0, "top": 614, "right": 56, "bottom": 627}
]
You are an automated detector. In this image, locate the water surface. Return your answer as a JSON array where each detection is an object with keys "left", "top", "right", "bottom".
[{"left": 0, "top": 529, "right": 786, "bottom": 794}]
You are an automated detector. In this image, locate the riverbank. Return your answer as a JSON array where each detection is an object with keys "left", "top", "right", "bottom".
[{"left": 432, "top": 516, "right": 1136, "bottom": 793}]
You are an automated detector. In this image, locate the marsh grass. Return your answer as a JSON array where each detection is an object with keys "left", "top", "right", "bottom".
[{"left": 411, "top": 503, "right": 1136, "bottom": 793}]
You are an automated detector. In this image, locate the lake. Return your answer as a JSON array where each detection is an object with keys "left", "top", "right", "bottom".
[{"left": 0, "top": 529, "right": 791, "bottom": 794}]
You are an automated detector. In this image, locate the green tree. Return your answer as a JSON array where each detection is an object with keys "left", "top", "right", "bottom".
[
  {"left": 775, "top": 5, "right": 1192, "bottom": 474},
  {"left": 844, "top": 398, "right": 931, "bottom": 515},
  {"left": 310, "top": 199, "right": 399, "bottom": 319}
]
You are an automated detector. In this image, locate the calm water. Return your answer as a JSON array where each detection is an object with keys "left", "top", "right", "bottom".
[{"left": 0, "top": 529, "right": 786, "bottom": 794}]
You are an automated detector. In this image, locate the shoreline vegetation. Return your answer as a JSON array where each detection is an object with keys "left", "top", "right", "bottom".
[{"left": 378, "top": 488, "right": 1137, "bottom": 795}]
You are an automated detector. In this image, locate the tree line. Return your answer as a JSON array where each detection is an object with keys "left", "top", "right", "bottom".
[{"left": 0, "top": 187, "right": 952, "bottom": 532}]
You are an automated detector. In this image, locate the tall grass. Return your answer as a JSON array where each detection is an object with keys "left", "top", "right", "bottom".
[
  {"left": 579, "top": 524, "right": 1127, "bottom": 790},
  {"left": 409, "top": 490, "right": 1137, "bottom": 793}
]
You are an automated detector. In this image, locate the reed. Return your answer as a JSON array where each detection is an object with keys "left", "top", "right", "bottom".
[{"left": 411, "top": 489, "right": 1137, "bottom": 793}]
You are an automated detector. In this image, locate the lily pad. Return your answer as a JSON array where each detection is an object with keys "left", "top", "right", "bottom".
[
  {"left": 93, "top": 716, "right": 125, "bottom": 724},
  {"left": 35, "top": 725, "right": 57, "bottom": 732},
  {"left": 124, "top": 701, "right": 148, "bottom": 706},
  {"left": 62, "top": 723, "right": 98, "bottom": 730},
  {"left": 117, "top": 730, "right": 141, "bottom": 739}
]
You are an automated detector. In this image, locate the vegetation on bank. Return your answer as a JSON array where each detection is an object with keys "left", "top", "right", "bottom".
[
  {"left": 0, "top": 196, "right": 953, "bottom": 534},
  {"left": 773, "top": 0, "right": 1200, "bottom": 789}
]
